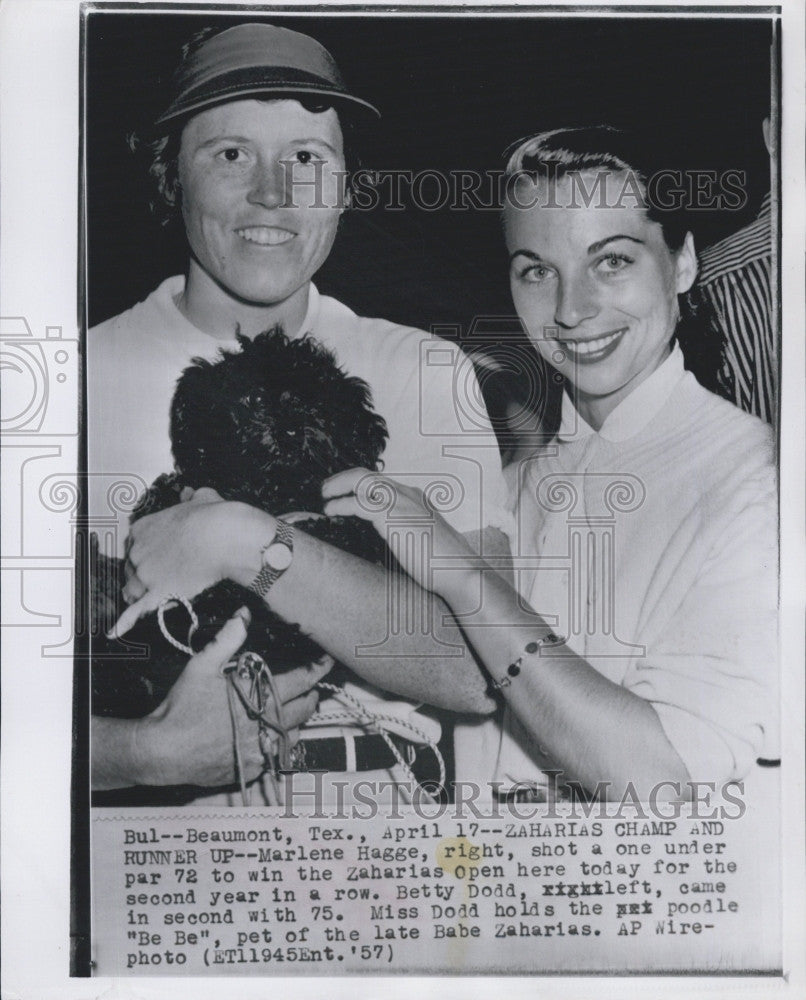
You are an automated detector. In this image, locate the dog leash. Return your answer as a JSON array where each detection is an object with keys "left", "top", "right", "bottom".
[
  {"left": 156, "top": 597, "right": 445, "bottom": 806},
  {"left": 157, "top": 594, "right": 198, "bottom": 656},
  {"left": 157, "top": 597, "right": 286, "bottom": 804}
]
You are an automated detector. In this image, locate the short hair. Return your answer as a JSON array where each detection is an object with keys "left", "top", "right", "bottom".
[
  {"left": 503, "top": 125, "right": 691, "bottom": 251},
  {"left": 129, "top": 27, "right": 364, "bottom": 228}
]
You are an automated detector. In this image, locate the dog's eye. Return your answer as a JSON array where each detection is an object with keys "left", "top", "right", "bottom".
[{"left": 285, "top": 429, "right": 297, "bottom": 437}]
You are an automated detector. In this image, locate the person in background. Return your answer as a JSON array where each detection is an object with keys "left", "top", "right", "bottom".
[{"left": 692, "top": 117, "right": 776, "bottom": 423}]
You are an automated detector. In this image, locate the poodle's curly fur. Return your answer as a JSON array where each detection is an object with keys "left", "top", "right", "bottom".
[{"left": 92, "top": 327, "right": 390, "bottom": 719}]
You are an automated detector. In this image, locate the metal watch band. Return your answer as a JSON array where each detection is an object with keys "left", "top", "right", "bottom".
[{"left": 249, "top": 519, "right": 295, "bottom": 598}]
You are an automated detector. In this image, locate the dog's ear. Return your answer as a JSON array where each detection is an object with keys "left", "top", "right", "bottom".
[
  {"left": 331, "top": 375, "right": 389, "bottom": 470},
  {"left": 366, "top": 409, "right": 389, "bottom": 469},
  {"left": 353, "top": 407, "right": 388, "bottom": 471},
  {"left": 171, "top": 355, "right": 226, "bottom": 484}
]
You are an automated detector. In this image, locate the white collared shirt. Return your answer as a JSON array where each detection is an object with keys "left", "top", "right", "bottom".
[
  {"left": 456, "top": 346, "right": 778, "bottom": 789},
  {"left": 556, "top": 344, "right": 686, "bottom": 443}
]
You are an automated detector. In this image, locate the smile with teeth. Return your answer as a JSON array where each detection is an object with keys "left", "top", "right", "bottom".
[
  {"left": 559, "top": 328, "right": 627, "bottom": 359},
  {"left": 236, "top": 226, "right": 295, "bottom": 246}
]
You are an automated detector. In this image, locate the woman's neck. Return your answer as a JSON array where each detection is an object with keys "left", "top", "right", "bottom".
[
  {"left": 570, "top": 343, "right": 674, "bottom": 432},
  {"left": 177, "top": 262, "right": 310, "bottom": 341}
]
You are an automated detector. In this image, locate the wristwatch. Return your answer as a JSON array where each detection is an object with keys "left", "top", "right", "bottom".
[{"left": 250, "top": 519, "right": 295, "bottom": 598}]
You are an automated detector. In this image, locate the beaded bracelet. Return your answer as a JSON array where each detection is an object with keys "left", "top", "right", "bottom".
[{"left": 490, "top": 632, "right": 566, "bottom": 692}]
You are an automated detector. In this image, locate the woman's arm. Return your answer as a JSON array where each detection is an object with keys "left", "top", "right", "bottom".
[
  {"left": 323, "top": 470, "right": 691, "bottom": 799},
  {"left": 113, "top": 490, "right": 499, "bottom": 715},
  {"left": 445, "top": 565, "right": 690, "bottom": 797}
]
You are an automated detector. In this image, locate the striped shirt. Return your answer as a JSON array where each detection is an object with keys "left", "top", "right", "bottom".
[{"left": 696, "top": 193, "right": 777, "bottom": 423}]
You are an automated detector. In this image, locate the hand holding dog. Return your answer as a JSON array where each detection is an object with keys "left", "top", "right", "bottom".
[
  {"left": 129, "top": 610, "right": 330, "bottom": 788},
  {"left": 112, "top": 487, "right": 276, "bottom": 638},
  {"left": 322, "top": 468, "right": 478, "bottom": 599}
]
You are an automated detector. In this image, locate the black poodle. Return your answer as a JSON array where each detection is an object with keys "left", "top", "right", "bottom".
[{"left": 92, "top": 327, "right": 391, "bottom": 719}]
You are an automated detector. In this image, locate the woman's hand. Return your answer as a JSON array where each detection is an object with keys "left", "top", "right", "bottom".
[
  {"left": 322, "top": 468, "right": 477, "bottom": 597},
  {"left": 127, "top": 610, "right": 331, "bottom": 789},
  {"left": 111, "top": 487, "right": 276, "bottom": 637}
]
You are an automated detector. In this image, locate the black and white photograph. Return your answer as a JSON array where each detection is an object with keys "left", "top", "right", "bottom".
[{"left": 1, "top": 0, "right": 804, "bottom": 996}]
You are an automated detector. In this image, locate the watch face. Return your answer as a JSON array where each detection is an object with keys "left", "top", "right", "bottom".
[{"left": 265, "top": 541, "right": 293, "bottom": 571}]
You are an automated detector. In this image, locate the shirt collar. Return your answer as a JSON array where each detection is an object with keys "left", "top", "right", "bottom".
[
  {"left": 557, "top": 343, "right": 686, "bottom": 443},
  {"left": 168, "top": 275, "right": 320, "bottom": 343}
]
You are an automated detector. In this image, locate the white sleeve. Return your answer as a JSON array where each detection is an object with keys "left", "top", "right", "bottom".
[
  {"left": 400, "top": 336, "right": 512, "bottom": 537},
  {"left": 623, "top": 467, "right": 778, "bottom": 783}
]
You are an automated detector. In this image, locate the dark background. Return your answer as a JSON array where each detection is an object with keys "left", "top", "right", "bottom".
[{"left": 85, "top": 10, "right": 775, "bottom": 333}]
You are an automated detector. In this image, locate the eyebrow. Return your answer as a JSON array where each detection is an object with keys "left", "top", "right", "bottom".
[
  {"left": 291, "top": 137, "right": 342, "bottom": 156},
  {"left": 195, "top": 135, "right": 253, "bottom": 150},
  {"left": 509, "top": 234, "right": 645, "bottom": 265},
  {"left": 587, "top": 234, "right": 645, "bottom": 254},
  {"left": 508, "top": 249, "right": 544, "bottom": 265},
  {"left": 194, "top": 135, "right": 342, "bottom": 157}
]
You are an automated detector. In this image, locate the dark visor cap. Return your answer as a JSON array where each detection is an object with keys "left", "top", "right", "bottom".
[{"left": 155, "top": 23, "right": 381, "bottom": 126}]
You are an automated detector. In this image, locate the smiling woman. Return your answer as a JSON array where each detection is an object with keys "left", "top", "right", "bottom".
[
  {"left": 86, "top": 20, "right": 511, "bottom": 806},
  {"left": 176, "top": 99, "right": 348, "bottom": 337},
  {"left": 504, "top": 129, "right": 698, "bottom": 430},
  {"left": 329, "top": 126, "right": 779, "bottom": 802}
]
